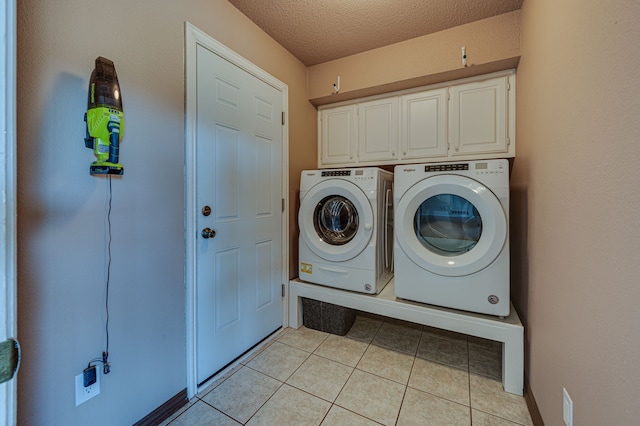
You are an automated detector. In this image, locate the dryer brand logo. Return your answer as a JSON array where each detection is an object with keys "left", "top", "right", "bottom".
[
  {"left": 402, "top": 168, "right": 416, "bottom": 172},
  {"left": 300, "top": 263, "right": 313, "bottom": 274},
  {"left": 488, "top": 295, "right": 499, "bottom": 305}
]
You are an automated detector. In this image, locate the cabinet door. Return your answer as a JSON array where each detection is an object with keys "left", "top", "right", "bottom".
[
  {"left": 358, "top": 98, "right": 398, "bottom": 163},
  {"left": 319, "top": 105, "right": 357, "bottom": 165},
  {"left": 400, "top": 89, "right": 448, "bottom": 160},
  {"left": 449, "top": 76, "right": 509, "bottom": 157}
]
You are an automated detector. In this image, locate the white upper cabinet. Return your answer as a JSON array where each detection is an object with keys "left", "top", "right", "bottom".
[
  {"left": 358, "top": 97, "right": 398, "bottom": 163},
  {"left": 449, "top": 76, "right": 510, "bottom": 157},
  {"left": 317, "top": 70, "right": 515, "bottom": 168},
  {"left": 319, "top": 104, "right": 357, "bottom": 165},
  {"left": 400, "top": 88, "right": 448, "bottom": 160}
]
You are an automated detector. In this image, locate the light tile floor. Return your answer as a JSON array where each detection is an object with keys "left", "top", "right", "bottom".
[{"left": 161, "top": 313, "right": 533, "bottom": 426}]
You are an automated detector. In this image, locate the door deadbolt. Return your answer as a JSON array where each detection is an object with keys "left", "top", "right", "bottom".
[
  {"left": 201, "top": 228, "right": 216, "bottom": 239},
  {"left": 201, "top": 206, "right": 212, "bottom": 216}
]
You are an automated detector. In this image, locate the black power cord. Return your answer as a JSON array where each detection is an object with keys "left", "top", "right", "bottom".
[
  {"left": 86, "top": 176, "right": 113, "bottom": 375},
  {"left": 102, "top": 175, "right": 112, "bottom": 374}
]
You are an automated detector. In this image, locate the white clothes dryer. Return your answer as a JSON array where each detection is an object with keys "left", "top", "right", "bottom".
[
  {"left": 298, "top": 167, "right": 393, "bottom": 294},
  {"left": 393, "top": 159, "right": 510, "bottom": 316}
]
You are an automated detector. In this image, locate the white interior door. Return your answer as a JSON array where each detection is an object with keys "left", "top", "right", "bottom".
[{"left": 185, "top": 24, "right": 287, "bottom": 389}]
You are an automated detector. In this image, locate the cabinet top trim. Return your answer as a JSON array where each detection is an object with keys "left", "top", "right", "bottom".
[{"left": 318, "top": 69, "right": 515, "bottom": 111}]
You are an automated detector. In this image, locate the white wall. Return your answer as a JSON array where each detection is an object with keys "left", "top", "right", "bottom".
[
  {"left": 17, "top": 2, "right": 186, "bottom": 424},
  {"left": 514, "top": 0, "right": 640, "bottom": 424},
  {"left": 16, "top": 0, "right": 313, "bottom": 424}
]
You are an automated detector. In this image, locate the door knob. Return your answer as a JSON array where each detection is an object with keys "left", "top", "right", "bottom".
[
  {"left": 0, "top": 338, "right": 20, "bottom": 384},
  {"left": 201, "top": 228, "right": 216, "bottom": 239}
]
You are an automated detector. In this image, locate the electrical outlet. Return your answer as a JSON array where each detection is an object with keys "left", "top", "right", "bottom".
[
  {"left": 75, "top": 367, "right": 100, "bottom": 406},
  {"left": 563, "top": 387, "right": 573, "bottom": 426}
]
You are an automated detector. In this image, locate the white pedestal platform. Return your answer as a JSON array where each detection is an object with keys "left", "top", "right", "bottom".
[{"left": 288, "top": 278, "right": 524, "bottom": 396}]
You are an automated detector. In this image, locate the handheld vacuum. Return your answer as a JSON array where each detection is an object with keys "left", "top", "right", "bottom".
[{"left": 84, "top": 57, "right": 124, "bottom": 175}]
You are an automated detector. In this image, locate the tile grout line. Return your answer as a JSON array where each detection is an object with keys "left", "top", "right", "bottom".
[
  {"left": 324, "top": 320, "right": 377, "bottom": 424},
  {"left": 249, "top": 327, "right": 367, "bottom": 426},
  {"left": 241, "top": 375, "right": 286, "bottom": 425},
  {"left": 331, "top": 316, "right": 389, "bottom": 425},
  {"left": 393, "top": 335, "right": 421, "bottom": 426},
  {"left": 244, "top": 329, "right": 326, "bottom": 425},
  {"left": 320, "top": 315, "right": 384, "bottom": 425},
  {"left": 393, "top": 326, "right": 423, "bottom": 425},
  {"left": 199, "top": 398, "right": 247, "bottom": 425}
]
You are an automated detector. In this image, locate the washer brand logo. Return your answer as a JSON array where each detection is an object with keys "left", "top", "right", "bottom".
[
  {"left": 403, "top": 168, "right": 416, "bottom": 172},
  {"left": 305, "top": 172, "right": 316, "bottom": 176},
  {"left": 300, "top": 263, "right": 312, "bottom": 274},
  {"left": 488, "top": 295, "right": 499, "bottom": 304}
]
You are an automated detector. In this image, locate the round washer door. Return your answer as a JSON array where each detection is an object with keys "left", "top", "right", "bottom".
[
  {"left": 299, "top": 179, "right": 374, "bottom": 262},
  {"left": 395, "top": 174, "right": 506, "bottom": 277}
]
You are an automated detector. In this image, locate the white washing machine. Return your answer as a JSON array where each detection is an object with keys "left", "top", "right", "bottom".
[
  {"left": 394, "top": 159, "right": 510, "bottom": 316},
  {"left": 298, "top": 167, "right": 393, "bottom": 294}
]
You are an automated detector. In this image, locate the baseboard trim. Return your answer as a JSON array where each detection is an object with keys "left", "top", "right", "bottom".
[
  {"left": 524, "top": 379, "right": 544, "bottom": 426},
  {"left": 133, "top": 388, "right": 188, "bottom": 426}
]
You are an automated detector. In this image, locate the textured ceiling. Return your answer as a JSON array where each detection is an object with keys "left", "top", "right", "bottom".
[{"left": 227, "top": 0, "right": 524, "bottom": 66}]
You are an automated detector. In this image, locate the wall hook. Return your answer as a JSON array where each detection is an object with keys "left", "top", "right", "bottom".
[{"left": 333, "top": 76, "right": 340, "bottom": 94}]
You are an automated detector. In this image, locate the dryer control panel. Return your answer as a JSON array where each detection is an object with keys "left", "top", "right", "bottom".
[
  {"left": 424, "top": 163, "right": 469, "bottom": 172},
  {"left": 473, "top": 161, "right": 507, "bottom": 176},
  {"left": 423, "top": 161, "right": 506, "bottom": 176},
  {"left": 321, "top": 170, "right": 351, "bottom": 177}
]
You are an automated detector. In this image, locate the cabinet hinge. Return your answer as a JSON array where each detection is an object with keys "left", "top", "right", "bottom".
[
  {"left": 507, "top": 136, "right": 511, "bottom": 146},
  {"left": 506, "top": 80, "right": 511, "bottom": 91},
  {"left": 282, "top": 198, "right": 285, "bottom": 212},
  {"left": 282, "top": 111, "right": 285, "bottom": 125},
  {"left": 447, "top": 88, "right": 451, "bottom": 101},
  {"left": 281, "top": 283, "right": 286, "bottom": 297}
]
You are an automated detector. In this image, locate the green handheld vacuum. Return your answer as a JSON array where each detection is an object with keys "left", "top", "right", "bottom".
[{"left": 84, "top": 57, "right": 124, "bottom": 175}]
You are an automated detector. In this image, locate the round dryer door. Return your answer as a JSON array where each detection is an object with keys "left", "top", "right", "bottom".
[
  {"left": 299, "top": 179, "right": 374, "bottom": 262},
  {"left": 396, "top": 174, "right": 506, "bottom": 276}
]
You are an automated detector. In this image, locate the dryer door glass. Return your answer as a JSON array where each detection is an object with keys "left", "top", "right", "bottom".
[
  {"left": 415, "top": 194, "right": 482, "bottom": 256},
  {"left": 314, "top": 195, "right": 359, "bottom": 245}
]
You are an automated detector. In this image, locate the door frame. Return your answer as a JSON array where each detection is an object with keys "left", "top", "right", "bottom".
[
  {"left": 1, "top": 0, "right": 18, "bottom": 423},
  {"left": 184, "top": 22, "right": 289, "bottom": 399}
]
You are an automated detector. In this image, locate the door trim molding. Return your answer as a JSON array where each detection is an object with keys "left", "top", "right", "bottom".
[
  {"left": 184, "top": 22, "right": 289, "bottom": 399},
  {"left": 1, "top": 0, "right": 18, "bottom": 422}
]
